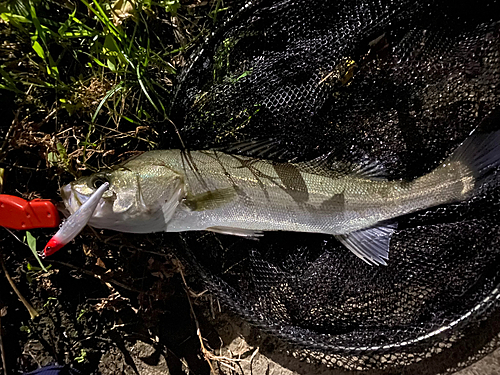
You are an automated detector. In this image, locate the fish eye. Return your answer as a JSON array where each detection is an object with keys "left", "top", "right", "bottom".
[{"left": 90, "top": 176, "right": 109, "bottom": 189}]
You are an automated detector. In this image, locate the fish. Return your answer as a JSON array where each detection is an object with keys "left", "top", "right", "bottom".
[{"left": 60, "top": 131, "right": 500, "bottom": 265}]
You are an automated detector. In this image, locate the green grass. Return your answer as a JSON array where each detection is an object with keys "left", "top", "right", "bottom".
[
  {"left": 24, "top": 230, "right": 48, "bottom": 272},
  {"left": 0, "top": 0, "right": 226, "bottom": 173}
]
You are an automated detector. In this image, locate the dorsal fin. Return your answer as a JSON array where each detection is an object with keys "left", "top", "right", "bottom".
[
  {"left": 217, "top": 139, "right": 290, "bottom": 160},
  {"left": 219, "top": 139, "right": 389, "bottom": 180},
  {"left": 294, "top": 153, "right": 388, "bottom": 180},
  {"left": 350, "top": 158, "right": 388, "bottom": 180}
]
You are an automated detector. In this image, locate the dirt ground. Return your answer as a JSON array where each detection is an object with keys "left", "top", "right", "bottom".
[{"left": 1, "top": 227, "right": 500, "bottom": 375}]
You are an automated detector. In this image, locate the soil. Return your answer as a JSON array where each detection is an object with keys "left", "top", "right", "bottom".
[{"left": 1, "top": 231, "right": 499, "bottom": 375}]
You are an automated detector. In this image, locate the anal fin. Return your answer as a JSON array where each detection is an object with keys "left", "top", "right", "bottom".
[
  {"left": 207, "top": 226, "right": 264, "bottom": 238},
  {"left": 335, "top": 221, "right": 397, "bottom": 266}
]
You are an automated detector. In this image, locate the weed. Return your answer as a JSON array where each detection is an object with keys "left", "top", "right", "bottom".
[
  {"left": 0, "top": 1, "right": 233, "bottom": 372},
  {"left": 19, "top": 325, "right": 31, "bottom": 334},
  {"left": 75, "top": 348, "right": 87, "bottom": 363},
  {"left": 24, "top": 231, "right": 48, "bottom": 272},
  {"left": 42, "top": 296, "right": 57, "bottom": 309},
  {"left": 0, "top": 0, "right": 214, "bottom": 173},
  {"left": 76, "top": 308, "right": 87, "bottom": 322}
]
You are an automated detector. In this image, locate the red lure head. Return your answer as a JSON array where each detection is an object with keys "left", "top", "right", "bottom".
[{"left": 43, "top": 237, "right": 65, "bottom": 256}]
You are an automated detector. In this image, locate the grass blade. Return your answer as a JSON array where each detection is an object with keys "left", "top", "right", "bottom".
[{"left": 25, "top": 231, "right": 48, "bottom": 273}]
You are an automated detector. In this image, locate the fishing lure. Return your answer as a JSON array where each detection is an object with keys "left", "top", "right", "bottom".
[{"left": 44, "top": 182, "right": 109, "bottom": 256}]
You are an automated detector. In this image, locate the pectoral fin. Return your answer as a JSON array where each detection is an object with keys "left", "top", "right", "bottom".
[
  {"left": 184, "top": 187, "right": 237, "bottom": 211},
  {"left": 206, "top": 226, "right": 264, "bottom": 238},
  {"left": 162, "top": 185, "right": 185, "bottom": 223},
  {"left": 335, "top": 221, "right": 397, "bottom": 266}
]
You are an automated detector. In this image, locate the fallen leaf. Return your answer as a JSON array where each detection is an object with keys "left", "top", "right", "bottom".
[{"left": 111, "top": 0, "right": 136, "bottom": 26}]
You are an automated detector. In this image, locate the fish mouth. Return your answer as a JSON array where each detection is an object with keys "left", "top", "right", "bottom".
[{"left": 60, "top": 184, "right": 88, "bottom": 216}]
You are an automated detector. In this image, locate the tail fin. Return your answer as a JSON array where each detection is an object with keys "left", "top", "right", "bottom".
[
  {"left": 337, "top": 130, "right": 500, "bottom": 267},
  {"left": 445, "top": 130, "right": 500, "bottom": 186},
  {"left": 411, "top": 130, "right": 500, "bottom": 209}
]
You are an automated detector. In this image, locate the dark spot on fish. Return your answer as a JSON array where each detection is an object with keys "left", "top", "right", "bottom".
[
  {"left": 234, "top": 157, "right": 257, "bottom": 170},
  {"left": 319, "top": 192, "right": 345, "bottom": 213},
  {"left": 273, "top": 163, "right": 309, "bottom": 203}
]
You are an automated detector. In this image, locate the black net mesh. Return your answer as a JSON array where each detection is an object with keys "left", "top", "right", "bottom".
[{"left": 165, "top": 0, "right": 500, "bottom": 372}]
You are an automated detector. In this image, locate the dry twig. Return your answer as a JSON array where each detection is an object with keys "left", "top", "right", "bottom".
[
  {"left": 176, "top": 258, "right": 258, "bottom": 374},
  {"left": 0, "top": 252, "right": 39, "bottom": 319},
  {"left": 0, "top": 306, "right": 7, "bottom": 375},
  {"left": 47, "top": 259, "right": 143, "bottom": 293}
]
